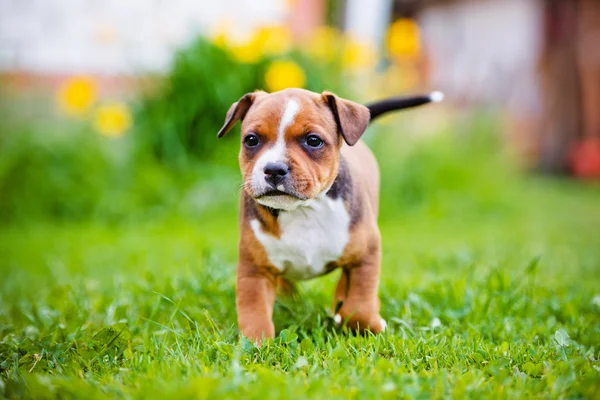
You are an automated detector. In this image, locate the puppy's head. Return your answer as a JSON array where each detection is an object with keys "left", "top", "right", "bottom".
[{"left": 218, "top": 88, "right": 370, "bottom": 211}]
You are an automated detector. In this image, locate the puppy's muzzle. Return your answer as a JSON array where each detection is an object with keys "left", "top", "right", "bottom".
[{"left": 263, "top": 161, "right": 289, "bottom": 188}]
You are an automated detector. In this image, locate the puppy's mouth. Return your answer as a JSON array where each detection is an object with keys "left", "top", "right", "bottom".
[
  {"left": 257, "top": 189, "right": 298, "bottom": 198},
  {"left": 255, "top": 189, "right": 306, "bottom": 200},
  {"left": 251, "top": 187, "right": 310, "bottom": 210}
]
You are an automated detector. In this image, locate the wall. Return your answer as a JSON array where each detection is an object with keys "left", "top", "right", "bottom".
[
  {"left": 0, "top": 0, "right": 286, "bottom": 74},
  {"left": 419, "top": 0, "right": 543, "bottom": 113}
]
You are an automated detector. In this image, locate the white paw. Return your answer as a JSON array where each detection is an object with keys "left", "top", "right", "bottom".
[
  {"left": 380, "top": 318, "right": 387, "bottom": 332},
  {"left": 334, "top": 314, "right": 342, "bottom": 326}
]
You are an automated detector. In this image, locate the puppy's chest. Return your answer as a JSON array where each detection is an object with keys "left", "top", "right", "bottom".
[{"left": 250, "top": 197, "right": 351, "bottom": 280}]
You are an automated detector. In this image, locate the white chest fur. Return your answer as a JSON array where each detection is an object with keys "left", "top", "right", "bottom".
[{"left": 250, "top": 196, "right": 351, "bottom": 280}]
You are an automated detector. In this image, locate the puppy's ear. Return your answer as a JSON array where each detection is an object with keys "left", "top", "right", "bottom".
[
  {"left": 217, "top": 92, "right": 259, "bottom": 138},
  {"left": 322, "top": 91, "right": 370, "bottom": 146}
]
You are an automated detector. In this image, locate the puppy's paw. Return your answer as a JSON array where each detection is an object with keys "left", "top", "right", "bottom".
[
  {"left": 334, "top": 313, "right": 342, "bottom": 326},
  {"left": 380, "top": 318, "right": 387, "bottom": 332},
  {"left": 239, "top": 321, "right": 275, "bottom": 345},
  {"left": 333, "top": 313, "right": 386, "bottom": 333}
]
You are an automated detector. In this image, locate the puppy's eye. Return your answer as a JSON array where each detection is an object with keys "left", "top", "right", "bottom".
[
  {"left": 244, "top": 134, "right": 260, "bottom": 148},
  {"left": 305, "top": 134, "right": 324, "bottom": 148}
]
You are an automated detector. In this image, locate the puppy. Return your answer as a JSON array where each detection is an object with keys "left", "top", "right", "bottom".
[{"left": 218, "top": 88, "right": 442, "bottom": 342}]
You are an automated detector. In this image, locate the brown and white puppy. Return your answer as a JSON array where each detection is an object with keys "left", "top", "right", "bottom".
[{"left": 218, "top": 88, "right": 442, "bottom": 342}]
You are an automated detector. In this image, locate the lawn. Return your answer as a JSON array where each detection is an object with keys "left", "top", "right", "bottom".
[{"left": 1, "top": 120, "right": 600, "bottom": 399}]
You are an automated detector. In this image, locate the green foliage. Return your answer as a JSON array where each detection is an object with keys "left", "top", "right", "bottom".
[
  {"left": 1, "top": 110, "right": 600, "bottom": 398},
  {"left": 133, "top": 37, "right": 348, "bottom": 168},
  {"left": 1, "top": 173, "right": 599, "bottom": 398},
  {"left": 0, "top": 36, "right": 352, "bottom": 224},
  {"left": 0, "top": 127, "right": 114, "bottom": 221},
  {"left": 0, "top": 127, "right": 239, "bottom": 223},
  {"left": 375, "top": 119, "right": 524, "bottom": 224},
  {"left": 133, "top": 38, "right": 253, "bottom": 168}
]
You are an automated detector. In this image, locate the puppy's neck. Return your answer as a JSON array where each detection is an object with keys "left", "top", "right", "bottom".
[
  {"left": 323, "top": 157, "right": 352, "bottom": 202},
  {"left": 263, "top": 206, "right": 280, "bottom": 218}
]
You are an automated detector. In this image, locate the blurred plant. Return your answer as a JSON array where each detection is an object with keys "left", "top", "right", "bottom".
[
  {"left": 210, "top": 20, "right": 231, "bottom": 50},
  {"left": 228, "top": 38, "right": 264, "bottom": 64},
  {"left": 94, "top": 101, "right": 132, "bottom": 138},
  {"left": 0, "top": 128, "right": 114, "bottom": 221},
  {"left": 304, "top": 26, "right": 343, "bottom": 63},
  {"left": 372, "top": 63, "right": 421, "bottom": 99},
  {"left": 342, "top": 37, "right": 378, "bottom": 71},
  {"left": 265, "top": 60, "right": 306, "bottom": 92},
  {"left": 0, "top": 24, "right": 387, "bottom": 223},
  {"left": 386, "top": 18, "right": 422, "bottom": 59},
  {"left": 361, "top": 18, "right": 426, "bottom": 99},
  {"left": 134, "top": 28, "right": 348, "bottom": 167},
  {"left": 0, "top": 122, "right": 241, "bottom": 223},
  {"left": 213, "top": 24, "right": 292, "bottom": 64},
  {"left": 133, "top": 37, "right": 261, "bottom": 167},
  {"left": 56, "top": 76, "right": 97, "bottom": 116},
  {"left": 372, "top": 113, "right": 520, "bottom": 220},
  {"left": 255, "top": 26, "right": 293, "bottom": 56},
  {"left": 56, "top": 75, "right": 133, "bottom": 139}
]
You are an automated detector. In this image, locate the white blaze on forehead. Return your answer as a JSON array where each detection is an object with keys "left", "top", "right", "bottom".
[
  {"left": 278, "top": 99, "right": 300, "bottom": 140},
  {"left": 259, "top": 99, "right": 299, "bottom": 164},
  {"left": 251, "top": 99, "right": 300, "bottom": 193}
]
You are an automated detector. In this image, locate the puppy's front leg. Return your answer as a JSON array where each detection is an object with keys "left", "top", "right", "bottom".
[
  {"left": 236, "top": 261, "right": 276, "bottom": 342},
  {"left": 334, "top": 244, "right": 385, "bottom": 333}
]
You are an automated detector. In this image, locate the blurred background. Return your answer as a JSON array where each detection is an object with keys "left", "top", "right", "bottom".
[
  {"left": 2, "top": 3, "right": 600, "bottom": 396},
  {"left": 0, "top": 0, "right": 599, "bottom": 229}
]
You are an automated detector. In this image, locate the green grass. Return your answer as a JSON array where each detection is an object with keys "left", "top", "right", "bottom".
[{"left": 1, "top": 132, "right": 600, "bottom": 398}]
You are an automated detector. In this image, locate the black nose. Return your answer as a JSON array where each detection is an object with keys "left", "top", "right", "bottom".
[{"left": 263, "top": 161, "right": 289, "bottom": 187}]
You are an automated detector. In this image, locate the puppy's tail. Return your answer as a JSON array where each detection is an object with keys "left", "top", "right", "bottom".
[{"left": 367, "top": 91, "right": 444, "bottom": 122}]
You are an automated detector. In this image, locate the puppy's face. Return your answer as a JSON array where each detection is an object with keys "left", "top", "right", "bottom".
[
  {"left": 239, "top": 90, "right": 340, "bottom": 210},
  {"left": 218, "top": 88, "right": 370, "bottom": 210}
]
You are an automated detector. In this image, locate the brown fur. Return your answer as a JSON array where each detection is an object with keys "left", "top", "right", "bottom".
[
  {"left": 220, "top": 88, "right": 384, "bottom": 342},
  {"left": 238, "top": 91, "right": 342, "bottom": 201}
]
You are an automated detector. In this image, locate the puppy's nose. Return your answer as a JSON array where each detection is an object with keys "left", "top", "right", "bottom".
[{"left": 263, "top": 161, "right": 289, "bottom": 187}]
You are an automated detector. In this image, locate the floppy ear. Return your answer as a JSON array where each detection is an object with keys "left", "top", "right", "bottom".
[
  {"left": 217, "top": 93, "right": 257, "bottom": 138},
  {"left": 322, "top": 91, "right": 371, "bottom": 146}
]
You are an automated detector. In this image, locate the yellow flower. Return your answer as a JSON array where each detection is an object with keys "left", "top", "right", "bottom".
[
  {"left": 94, "top": 102, "right": 132, "bottom": 138},
  {"left": 211, "top": 23, "right": 292, "bottom": 64},
  {"left": 264, "top": 60, "right": 306, "bottom": 92},
  {"left": 210, "top": 20, "right": 234, "bottom": 49},
  {"left": 305, "top": 26, "right": 342, "bottom": 63},
  {"left": 386, "top": 18, "right": 421, "bottom": 58},
  {"left": 227, "top": 25, "right": 293, "bottom": 63},
  {"left": 212, "top": 31, "right": 228, "bottom": 49},
  {"left": 342, "top": 37, "right": 377, "bottom": 71},
  {"left": 255, "top": 25, "right": 293, "bottom": 56},
  {"left": 57, "top": 76, "right": 97, "bottom": 116},
  {"left": 230, "top": 40, "right": 264, "bottom": 64}
]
